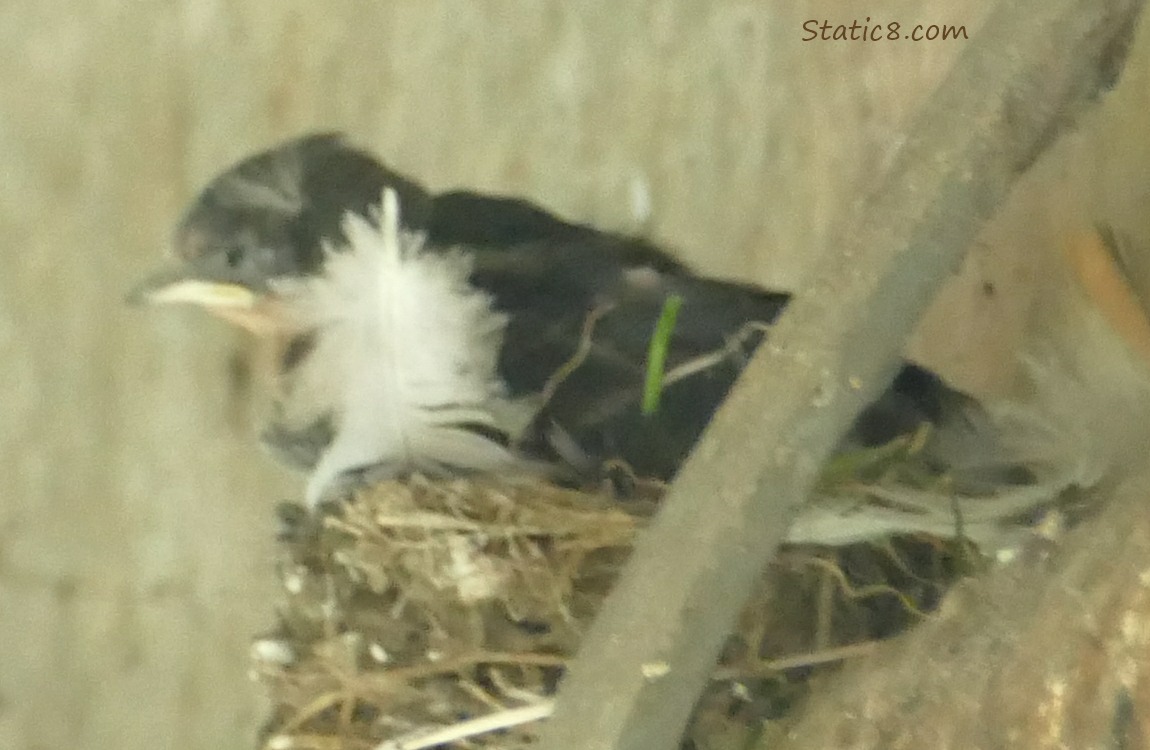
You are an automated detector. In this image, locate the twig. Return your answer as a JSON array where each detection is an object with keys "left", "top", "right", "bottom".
[
  {"left": 537, "top": 302, "right": 615, "bottom": 409},
  {"left": 374, "top": 700, "right": 553, "bottom": 750},
  {"left": 365, "top": 643, "right": 879, "bottom": 750},
  {"left": 661, "top": 321, "right": 772, "bottom": 386},
  {"left": 711, "top": 640, "right": 879, "bottom": 679}
]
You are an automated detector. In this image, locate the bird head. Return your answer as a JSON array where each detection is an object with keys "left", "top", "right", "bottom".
[{"left": 127, "top": 132, "right": 431, "bottom": 335}]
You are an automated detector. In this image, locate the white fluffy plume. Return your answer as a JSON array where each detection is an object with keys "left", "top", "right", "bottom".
[{"left": 273, "top": 189, "right": 534, "bottom": 504}]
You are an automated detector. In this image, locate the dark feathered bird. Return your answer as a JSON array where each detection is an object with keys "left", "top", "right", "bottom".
[{"left": 129, "top": 133, "right": 1027, "bottom": 506}]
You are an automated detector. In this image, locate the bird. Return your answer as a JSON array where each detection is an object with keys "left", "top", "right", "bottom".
[{"left": 129, "top": 133, "right": 1037, "bottom": 515}]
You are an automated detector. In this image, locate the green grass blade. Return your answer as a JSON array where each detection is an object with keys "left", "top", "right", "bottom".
[{"left": 642, "top": 294, "right": 684, "bottom": 416}]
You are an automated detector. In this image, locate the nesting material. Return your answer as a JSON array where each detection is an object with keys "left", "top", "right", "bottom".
[
  {"left": 250, "top": 345, "right": 1120, "bottom": 749},
  {"left": 254, "top": 474, "right": 973, "bottom": 750}
]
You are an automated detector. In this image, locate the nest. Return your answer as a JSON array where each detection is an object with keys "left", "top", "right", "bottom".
[{"left": 252, "top": 473, "right": 973, "bottom": 750}]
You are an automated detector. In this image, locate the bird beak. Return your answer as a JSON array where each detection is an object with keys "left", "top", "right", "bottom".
[
  {"left": 126, "top": 266, "right": 258, "bottom": 309},
  {"left": 126, "top": 267, "right": 287, "bottom": 335}
]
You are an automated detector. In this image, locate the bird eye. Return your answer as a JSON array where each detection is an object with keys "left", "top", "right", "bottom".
[{"left": 224, "top": 246, "right": 244, "bottom": 268}]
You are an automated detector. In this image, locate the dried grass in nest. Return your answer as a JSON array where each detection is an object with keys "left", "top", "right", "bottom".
[{"left": 253, "top": 470, "right": 972, "bottom": 750}]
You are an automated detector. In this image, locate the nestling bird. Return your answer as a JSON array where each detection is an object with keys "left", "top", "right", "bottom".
[{"left": 129, "top": 133, "right": 1032, "bottom": 509}]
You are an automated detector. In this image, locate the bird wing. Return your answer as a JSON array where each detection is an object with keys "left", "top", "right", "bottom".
[
  {"left": 427, "top": 190, "right": 1035, "bottom": 488},
  {"left": 427, "top": 191, "right": 790, "bottom": 478}
]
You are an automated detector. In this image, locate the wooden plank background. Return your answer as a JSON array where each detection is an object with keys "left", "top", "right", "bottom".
[{"left": 1, "top": 1, "right": 1147, "bottom": 748}]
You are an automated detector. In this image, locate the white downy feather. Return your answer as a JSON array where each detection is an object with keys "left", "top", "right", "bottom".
[
  {"left": 790, "top": 296, "right": 1150, "bottom": 552},
  {"left": 273, "top": 189, "right": 535, "bottom": 504}
]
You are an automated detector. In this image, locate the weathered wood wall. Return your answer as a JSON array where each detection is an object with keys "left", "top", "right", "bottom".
[{"left": 1, "top": 1, "right": 1147, "bottom": 748}]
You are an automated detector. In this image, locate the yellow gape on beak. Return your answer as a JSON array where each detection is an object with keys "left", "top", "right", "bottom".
[
  {"left": 139, "top": 278, "right": 257, "bottom": 308},
  {"left": 127, "top": 274, "right": 285, "bottom": 336}
]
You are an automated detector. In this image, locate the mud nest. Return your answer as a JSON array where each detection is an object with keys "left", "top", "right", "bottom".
[{"left": 251, "top": 472, "right": 974, "bottom": 750}]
